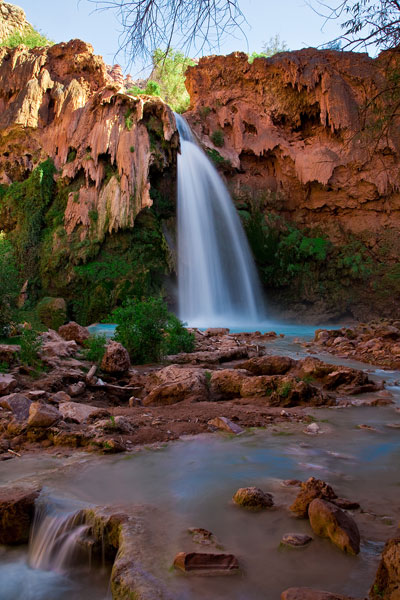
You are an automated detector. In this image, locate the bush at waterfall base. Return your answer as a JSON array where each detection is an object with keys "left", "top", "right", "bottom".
[
  {"left": 82, "top": 334, "right": 107, "bottom": 365},
  {"left": 0, "top": 235, "right": 20, "bottom": 334},
  {"left": 111, "top": 297, "right": 194, "bottom": 364},
  {"left": 19, "top": 329, "right": 43, "bottom": 371}
]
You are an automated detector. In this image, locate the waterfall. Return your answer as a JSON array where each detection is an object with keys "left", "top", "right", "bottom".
[
  {"left": 175, "top": 113, "right": 265, "bottom": 328},
  {"left": 28, "top": 496, "right": 90, "bottom": 573}
]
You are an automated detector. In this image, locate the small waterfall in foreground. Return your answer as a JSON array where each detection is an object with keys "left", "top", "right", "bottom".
[
  {"left": 175, "top": 113, "right": 265, "bottom": 328},
  {"left": 28, "top": 496, "right": 90, "bottom": 573}
]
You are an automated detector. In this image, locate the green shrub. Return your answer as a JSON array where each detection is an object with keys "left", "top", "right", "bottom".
[
  {"left": 111, "top": 297, "right": 194, "bottom": 364},
  {"left": 211, "top": 129, "right": 224, "bottom": 147},
  {"left": 0, "top": 234, "right": 20, "bottom": 334},
  {"left": 0, "top": 26, "right": 53, "bottom": 49},
  {"left": 19, "top": 329, "right": 43, "bottom": 370},
  {"left": 150, "top": 48, "right": 195, "bottom": 113},
  {"left": 37, "top": 297, "right": 66, "bottom": 330},
  {"left": 82, "top": 334, "right": 107, "bottom": 365}
]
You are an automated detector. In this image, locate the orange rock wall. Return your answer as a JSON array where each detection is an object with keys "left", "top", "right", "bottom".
[
  {"left": 0, "top": 40, "right": 177, "bottom": 241},
  {"left": 185, "top": 49, "right": 400, "bottom": 250}
]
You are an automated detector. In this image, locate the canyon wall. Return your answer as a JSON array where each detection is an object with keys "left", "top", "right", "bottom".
[{"left": 185, "top": 50, "right": 400, "bottom": 320}]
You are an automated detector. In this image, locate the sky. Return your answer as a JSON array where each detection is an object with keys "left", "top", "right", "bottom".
[{"left": 16, "top": 0, "right": 345, "bottom": 76}]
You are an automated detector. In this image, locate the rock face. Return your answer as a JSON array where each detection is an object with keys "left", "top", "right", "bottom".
[
  {"left": 308, "top": 498, "right": 360, "bottom": 555},
  {"left": 233, "top": 486, "right": 274, "bottom": 510},
  {"left": 186, "top": 50, "right": 400, "bottom": 240},
  {"left": 290, "top": 477, "right": 337, "bottom": 518},
  {"left": 282, "top": 589, "right": 357, "bottom": 600},
  {"left": 0, "top": 1, "right": 28, "bottom": 43},
  {"left": 173, "top": 552, "right": 239, "bottom": 574},
  {"left": 370, "top": 537, "right": 400, "bottom": 600},
  {"left": 0, "top": 485, "right": 40, "bottom": 544},
  {"left": 101, "top": 341, "right": 131, "bottom": 374}
]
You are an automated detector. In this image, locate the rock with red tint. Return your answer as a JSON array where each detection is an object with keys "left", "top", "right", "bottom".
[
  {"left": 210, "top": 369, "right": 249, "bottom": 400},
  {"left": 281, "top": 588, "right": 358, "bottom": 600},
  {"left": 28, "top": 402, "right": 61, "bottom": 427},
  {"left": 173, "top": 552, "right": 239, "bottom": 574},
  {"left": 241, "top": 355, "right": 295, "bottom": 376},
  {"left": 58, "top": 321, "right": 90, "bottom": 345},
  {"left": 208, "top": 416, "right": 244, "bottom": 434},
  {"left": 0, "top": 344, "right": 20, "bottom": 365},
  {"left": 0, "top": 373, "right": 17, "bottom": 396},
  {"left": 233, "top": 486, "right": 274, "bottom": 510},
  {"left": 370, "top": 537, "right": 400, "bottom": 600},
  {"left": 0, "top": 393, "right": 31, "bottom": 421},
  {"left": 101, "top": 341, "right": 130, "bottom": 374},
  {"left": 308, "top": 498, "right": 360, "bottom": 555},
  {"left": 281, "top": 534, "right": 313, "bottom": 547},
  {"left": 0, "top": 485, "right": 41, "bottom": 544},
  {"left": 143, "top": 365, "right": 209, "bottom": 406},
  {"left": 290, "top": 477, "right": 337, "bottom": 518}
]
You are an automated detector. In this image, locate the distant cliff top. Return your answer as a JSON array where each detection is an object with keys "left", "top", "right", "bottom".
[{"left": 0, "top": 1, "right": 28, "bottom": 43}]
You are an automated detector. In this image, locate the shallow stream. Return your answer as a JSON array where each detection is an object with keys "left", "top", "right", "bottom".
[{"left": 1, "top": 334, "right": 400, "bottom": 600}]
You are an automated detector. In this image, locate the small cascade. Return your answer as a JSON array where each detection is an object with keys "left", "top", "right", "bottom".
[
  {"left": 175, "top": 113, "right": 265, "bottom": 328},
  {"left": 28, "top": 496, "right": 91, "bottom": 573}
]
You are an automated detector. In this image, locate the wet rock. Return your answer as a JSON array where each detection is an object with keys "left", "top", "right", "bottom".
[
  {"left": 208, "top": 416, "right": 244, "bottom": 434},
  {"left": 281, "top": 533, "right": 313, "bottom": 547},
  {"left": 304, "top": 423, "right": 321, "bottom": 435},
  {"left": 144, "top": 366, "right": 209, "bottom": 406},
  {"left": 241, "top": 355, "right": 295, "bottom": 376},
  {"left": 370, "top": 536, "right": 400, "bottom": 600},
  {"left": 58, "top": 401, "right": 106, "bottom": 424},
  {"left": 0, "top": 485, "right": 41, "bottom": 544},
  {"left": 290, "top": 477, "right": 337, "bottom": 518},
  {"left": 308, "top": 498, "right": 360, "bottom": 555},
  {"left": 173, "top": 552, "right": 239, "bottom": 574},
  {"left": 58, "top": 321, "right": 90, "bottom": 345},
  {"left": 331, "top": 498, "right": 360, "bottom": 510},
  {"left": 68, "top": 381, "right": 86, "bottom": 397},
  {"left": 269, "top": 377, "right": 329, "bottom": 408},
  {"left": 0, "top": 344, "right": 20, "bottom": 365},
  {"left": 204, "top": 328, "right": 230, "bottom": 337},
  {"left": 28, "top": 402, "right": 61, "bottom": 427},
  {"left": 0, "top": 373, "right": 17, "bottom": 395},
  {"left": 0, "top": 393, "right": 31, "bottom": 421},
  {"left": 210, "top": 369, "right": 249, "bottom": 400},
  {"left": 188, "top": 528, "right": 219, "bottom": 547},
  {"left": 94, "top": 415, "right": 134, "bottom": 434},
  {"left": 233, "top": 487, "right": 274, "bottom": 510},
  {"left": 281, "top": 588, "right": 357, "bottom": 600},
  {"left": 101, "top": 341, "right": 131, "bottom": 374}
]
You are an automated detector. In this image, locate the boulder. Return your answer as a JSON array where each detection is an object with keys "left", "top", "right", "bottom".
[
  {"left": 68, "top": 381, "right": 86, "bottom": 397},
  {"left": 59, "top": 401, "right": 106, "bottom": 423},
  {"left": 188, "top": 528, "right": 219, "bottom": 547},
  {"left": 40, "top": 330, "right": 78, "bottom": 361},
  {"left": 0, "top": 393, "right": 31, "bottom": 421},
  {"left": 58, "top": 321, "right": 90, "bottom": 345},
  {"left": 0, "top": 485, "right": 40, "bottom": 544},
  {"left": 143, "top": 366, "right": 209, "bottom": 406},
  {"left": 0, "top": 344, "right": 20, "bottom": 365},
  {"left": 173, "top": 552, "right": 239, "bottom": 574},
  {"left": 101, "top": 341, "right": 131, "bottom": 374},
  {"left": 208, "top": 416, "right": 244, "bottom": 434},
  {"left": 233, "top": 487, "right": 274, "bottom": 510},
  {"left": 240, "top": 375, "right": 276, "bottom": 398},
  {"left": 210, "top": 369, "right": 249, "bottom": 400},
  {"left": 282, "top": 588, "right": 357, "bottom": 600},
  {"left": 290, "top": 477, "right": 337, "bottom": 518},
  {"left": 204, "top": 328, "right": 230, "bottom": 337},
  {"left": 241, "top": 355, "right": 295, "bottom": 375},
  {"left": 281, "top": 533, "right": 313, "bottom": 547},
  {"left": 370, "top": 537, "right": 400, "bottom": 600},
  {"left": 269, "top": 377, "right": 329, "bottom": 408},
  {"left": 0, "top": 373, "right": 17, "bottom": 395},
  {"left": 308, "top": 499, "right": 360, "bottom": 555},
  {"left": 28, "top": 402, "right": 61, "bottom": 427}
]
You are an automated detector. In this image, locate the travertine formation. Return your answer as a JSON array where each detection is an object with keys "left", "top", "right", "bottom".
[
  {"left": 0, "top": 0, "right": 27, "bottom": 43},
  {"left": 185, "top": 49, "right": 400, "bottom": 247},
  {"left": 0, "top": 39, "right": 177, "bottom": 241}
]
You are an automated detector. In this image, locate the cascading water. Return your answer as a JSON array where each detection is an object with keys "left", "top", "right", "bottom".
[{"left": 175, "top": 113, "right": 265, "bottom": 328}]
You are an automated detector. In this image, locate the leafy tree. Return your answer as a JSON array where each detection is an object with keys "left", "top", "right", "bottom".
[
  {"left": 0, "top": 234, "right": 20, "bottom": 334},
  {"left": 311, "top": 0, "right": 400, "bottom": 52},
  {"left": 150, "top": 48, "right": 195, "bottom": 113},
  {"left": 127, "top": 79, "right": 161, "bottom": 96},
  {"left": 249, "top": 34, "right": 289, "bottom": 63},
  {"left": 111, "top": 297, "right": 194, "bottom": 364},
  {"left": 89, "top": 0, "right": 246, "bottom": 60}
]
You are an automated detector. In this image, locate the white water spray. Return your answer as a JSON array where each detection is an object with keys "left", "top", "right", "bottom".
[{"left": 175, "top": 114, "right": 265, "bottom": 328}]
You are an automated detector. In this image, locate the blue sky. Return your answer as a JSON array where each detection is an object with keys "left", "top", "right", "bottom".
[{"left": 16, "top": 0, "right": 345, "bottom": 76}]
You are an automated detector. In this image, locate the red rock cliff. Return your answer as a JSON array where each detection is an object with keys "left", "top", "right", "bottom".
[
  {"left": 185, "top": 49, "right": 400, "bottom": 250},
  {"left": 0, "top": 39, "right": 177, "bottom": 240}
]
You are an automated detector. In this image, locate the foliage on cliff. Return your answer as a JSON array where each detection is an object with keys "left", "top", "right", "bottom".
[
  {"left": 0, "top": 234, "right": 20, "bottom": 333},
  {"left": 0, "top": 25, "right": 53, "bottom": 48},
  {"left": 150, "top": 48, "right": 195, "bottom": 113}
]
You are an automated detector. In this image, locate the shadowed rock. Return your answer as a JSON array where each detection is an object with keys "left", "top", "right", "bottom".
[
  {"left": 308, "top": 498, "right": 360, "bottom": 555},
  {"left": 233, "top": 487, "right": 274, "bottom": 510},
  {"left": 173, "top": 552, "right": 239, "bottom": 574}
]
